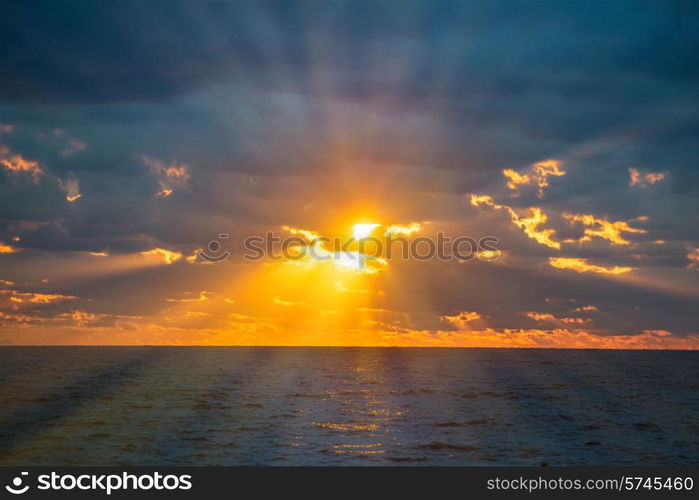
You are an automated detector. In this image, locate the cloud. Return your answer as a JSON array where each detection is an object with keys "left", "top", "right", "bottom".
[
  {"left": 687, "top": 247, "right": 699, "bottom": 269},
  {"left": 503, "top": 159, "right": 565, "bottom": 197},
  {"left": 384, "top": 222, "right": 421, "bottom": 237},
  {"left": 84, "top": 251, "right": 108, "bottom": 257},
  {"left": 165, "top": 291, "right": 212, "bottom": 303},
  {"left": 441, "top": 310, "right": 482, "bottom": 329},
  {"left": 165, "top": 290, "right": 234, "bottom": 303},
  {"left": 0, "top": 144, "right": 43, "bottom": 182},
  {"left": 57, "top": 173, "right": 82, "bottom": 202},
  {"left": 629, "top": 167, "right": 667, "bottom": 187},
  {"left": 282, "top": 225, "right": 323, "bottom": 243},
  {"left": 273, "top": 296, "right": 306, "bottom": 307},
  {"left": 549, "top": 257, "right": 633, "bottom": 275},
  {"left": 526, "top": 311, "right": 589, "bottom": 324},
  {"left": 61, "top": 138, "right": 86, "bottom": 156},
  {"left": 470, "top": 194, "right": 561, "bottom": 249},
  {"left": 502, "top": 169, "right": 531, "bottom": 190},
  {"left": 1, "top": 289, "right": 79, "bottom": 304},
  {"left": 142, "top": 156, "right": 190, "bottom": 197},
  {"left": 0, "top": 242, "right": 20, "bottom": 253},
  {"left": 385, "top": 327, "right": 699, "bottom": 350},
  {"left": 562, "top": 213, "right": 647, "bottom": 245},
  {"left": 280, "top": 224, "right": 389, "bottom": 274},
  {"left": 140, "top": 248, "right": 183, "bottom": 264},
  {"left": 526, "top": 312, "right": 556, "bottom": 321}
]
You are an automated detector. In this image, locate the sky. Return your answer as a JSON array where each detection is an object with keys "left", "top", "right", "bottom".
[{"left": 1, "top": 0, "right": 698, "bottom": 348}]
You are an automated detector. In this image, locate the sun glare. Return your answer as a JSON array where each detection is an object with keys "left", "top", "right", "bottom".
[
  {"left": 353, "top": 223, "right": 380, "bottom": 240},
  {"left": 331, "top": 251, "right": 386, "bottom": 274}
]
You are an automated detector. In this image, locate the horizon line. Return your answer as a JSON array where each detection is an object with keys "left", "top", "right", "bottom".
[{"left": 1, "top": 344, "right": 697, "bottom": 352}]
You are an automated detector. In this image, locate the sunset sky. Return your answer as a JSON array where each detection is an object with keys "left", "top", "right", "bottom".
[{"left": 1, "top": 1, "right": 698, "bottom": 348}]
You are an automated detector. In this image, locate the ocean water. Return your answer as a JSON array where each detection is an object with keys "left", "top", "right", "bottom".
[{"left": 0, "top": 347, "right": 697, "bottom": 466}]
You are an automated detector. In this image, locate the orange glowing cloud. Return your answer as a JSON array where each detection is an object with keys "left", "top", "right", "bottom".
[
  {"left": 470, "top": 194, "right": 560, "bottom": 249},
  {"left": 394, "top": 327, "right": 699, "bottom": 350},
  {"left": 2, "top": 290, "right": 79, "bottom": 304},
  {"left": 57, "top": 174, "right": 82, "bottom": 202},
  {"left": 563, "top": 213, "right": 646, "bottom": 245},
  {"left": 503, "top": 159, "right": 565, "bottom": 197},
  {"left": 514, "top": 207, "right": 560, "bottom": 249},
  {"left": 549, "top": 257, "right": 633, "bottom": 275},
  {"left": 441, "top": 310, "right": 482, "bottom": 329},
  {"left": 527, "top": 311, "right": 589, "bottom": 324},
  {"left": 143, "top": 156, "right": 190, "bottom": 197},
  {"left": 2, "top": 307, "right": 697, "bottom": 349},
  {"left": 629, "top": 167, "right": 666, "bottom": 187},
  {"left": 84, "top": 251, "right": 109, "bottom": 257},
  {"left": 384, "top": 222, "right": 421, "bottom": 237},
  {"left": 526, "top": 312, "right": 556, "bottom": 321},
  {"left": 0, "top": 242, "right": 20, "bottom": 253},
  {"left": 273, "top": 296, "right": 306, "bottom": 307},
  {"left": 502, "top": 169, "right": 531, "bottom": 189},
  {"left": 166, "top": 291, "right": 213, "bottom": 303},
  {"left": 687, "top": 247, "right": 699, "bottom": 269},
  {"left": 282, "top": 225, "right": 323, "bottom": 243},
  {"left": 0, "top": 145, "right": 43, "bottom": 182},
  {"left": 141, "top": 247, "right": 183, "bottom": 264},
  {"left": 165, "top": 291, "right": 234, "bottom": 304},
  {"left": 476, "top": 249, "right": 501, "bottom": 261}
]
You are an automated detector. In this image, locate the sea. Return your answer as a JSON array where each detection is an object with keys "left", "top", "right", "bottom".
[{"left": 1, "top": 347, "right": 697, "bottom": 465}]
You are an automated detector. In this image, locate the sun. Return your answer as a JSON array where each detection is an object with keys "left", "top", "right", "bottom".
[{"left": 353, "top": 223, "right": 380, "bottom": 240}]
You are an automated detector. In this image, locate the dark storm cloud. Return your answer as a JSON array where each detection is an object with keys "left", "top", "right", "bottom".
[
  {"left": 2, "top": 1, "right": 698, "bottom": 103},
  {"left": 0, "top": 1, "right": 271, "bottom": 103}
]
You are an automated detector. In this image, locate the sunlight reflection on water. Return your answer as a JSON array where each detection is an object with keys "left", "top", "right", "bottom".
[{"left": 1, "top": 347, "right": 697, "bottom": 465}]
